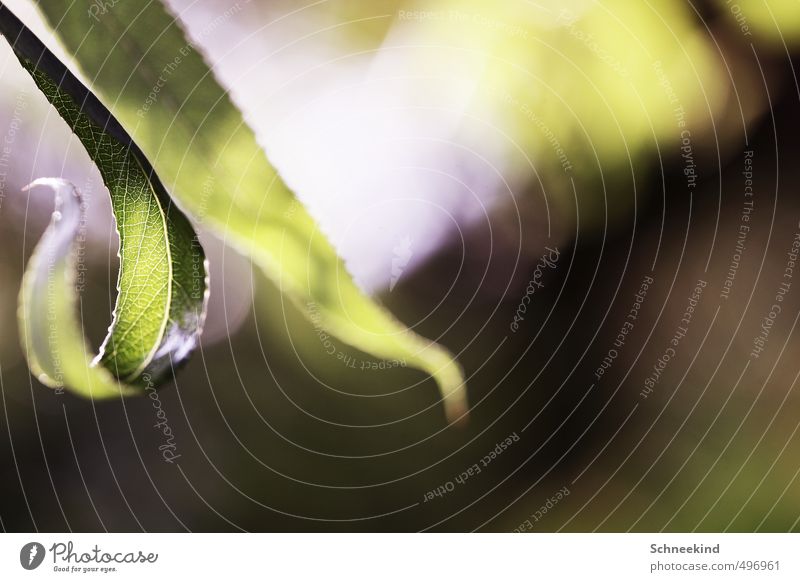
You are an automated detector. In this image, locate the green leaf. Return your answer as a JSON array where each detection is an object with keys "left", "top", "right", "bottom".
[
  {"left": 0, "top": 5, "right": 208, "bottom": 398},
  {"left": 12, "top": 0, "right": 467, "bottom": 421}
]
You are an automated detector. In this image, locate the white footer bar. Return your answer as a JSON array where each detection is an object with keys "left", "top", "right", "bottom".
[{"left": 1, "top": 533, "right": 796, "bottom": 580}]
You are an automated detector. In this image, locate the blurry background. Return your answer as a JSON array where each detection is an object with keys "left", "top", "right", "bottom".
[{"left": 1, "top": 0, "right": 800, "bottom": 531}]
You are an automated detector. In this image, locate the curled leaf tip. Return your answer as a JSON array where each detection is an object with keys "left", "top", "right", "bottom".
[
  {"left": 2, "top": 17, "right": 210, "bottom": 398},
  {"left": 432, "top": 355, "right": 469, "bottom": 425},
  {"left": 19, "top": 168, "right": 206, "bottom": 399},
  {"left": 23, "top": 176, "right": 72, "bottom": 192}
]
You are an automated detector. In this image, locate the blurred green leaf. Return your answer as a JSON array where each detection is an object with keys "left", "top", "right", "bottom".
[
  {"left": 455, "top": 0, "right": 725, "bottom": 224},
  {"left": 12, "top": 0, "right": 467, "bottom": 421},
  {"left": 729, "top": 0, "right": 800, "bottom": 43},
  {"left": 1, "top": 4, "right": 208, "bottom": 397}
]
